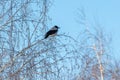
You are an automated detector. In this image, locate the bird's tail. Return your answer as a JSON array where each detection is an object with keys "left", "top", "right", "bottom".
[{"left": 44, "top": 35, "right": 49, "bottom": 39}]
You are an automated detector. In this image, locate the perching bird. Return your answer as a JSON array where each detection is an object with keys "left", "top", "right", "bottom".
[{"left": 44, "top": 25, "right": 59, "bottom": 39}]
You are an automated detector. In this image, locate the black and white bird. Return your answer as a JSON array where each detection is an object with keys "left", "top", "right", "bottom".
[{"left": 44, "top": 25, "right": 59, "bottom": 39}]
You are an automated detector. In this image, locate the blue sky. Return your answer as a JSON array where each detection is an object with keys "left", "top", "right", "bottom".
[{"left": 49, "top": 0, "right": 120, "bottom": 60}]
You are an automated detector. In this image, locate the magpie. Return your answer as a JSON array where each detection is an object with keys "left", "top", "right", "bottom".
[{"left": 44, "top": 25, "right": 59, "bottom": 39}]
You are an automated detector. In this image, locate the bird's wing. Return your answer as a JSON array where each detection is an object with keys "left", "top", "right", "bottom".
[{"left": 44, "top": 29, "right": 58, "bottom": 39}]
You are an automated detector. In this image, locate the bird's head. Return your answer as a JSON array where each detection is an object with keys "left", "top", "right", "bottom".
[{"left": 54, "top": 25, "right": 60, "bottom": 29}]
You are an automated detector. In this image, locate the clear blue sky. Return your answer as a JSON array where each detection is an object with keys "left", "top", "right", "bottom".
[{"left": 49, "top": 0, "right": 120, "bottom": 60}]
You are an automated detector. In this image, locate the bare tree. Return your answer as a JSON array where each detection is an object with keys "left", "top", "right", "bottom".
[
  {"left": 0, "top": 0, "right": 82, "bottom": 80},
  {"left": 73, "top": 9, "right": 119, "bottom": 80},
  {"left": 0, "top": 0, "right": 54, "bottom": 79},
  {"left": 0, "top": 0, "right": 119, "bottom": 80}
]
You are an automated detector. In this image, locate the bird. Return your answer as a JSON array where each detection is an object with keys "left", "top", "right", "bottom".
[{"left": 44, "top": 25, "right": 59, "bottom": 39}]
